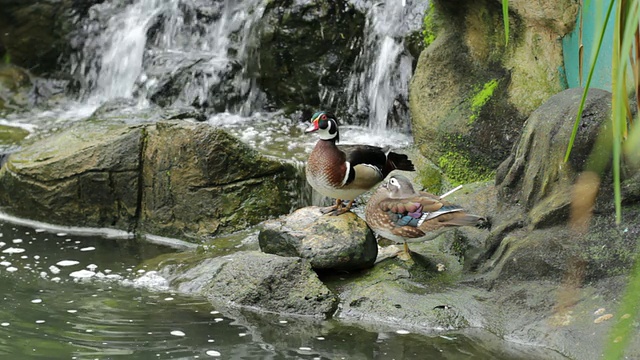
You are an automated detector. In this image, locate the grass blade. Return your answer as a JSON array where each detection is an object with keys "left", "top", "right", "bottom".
[{"left": 565, "top": 0, "right": 616, "bottom": 162}]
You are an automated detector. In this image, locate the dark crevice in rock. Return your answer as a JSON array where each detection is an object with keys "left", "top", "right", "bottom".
[{"left": 133, "top": 126, "right": 148, "bottom": 234}]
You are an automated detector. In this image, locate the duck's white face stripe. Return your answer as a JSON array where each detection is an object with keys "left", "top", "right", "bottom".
[
  {"left": 318, "top": 120, "right": 337, "bottom": 140},
  {"left": 340, "top": 161, "right": 351, "bottom": 186}
]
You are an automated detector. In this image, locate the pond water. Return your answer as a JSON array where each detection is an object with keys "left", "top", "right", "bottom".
[{"left": 0, "top": 219, "right": 567, "bottom": 360}]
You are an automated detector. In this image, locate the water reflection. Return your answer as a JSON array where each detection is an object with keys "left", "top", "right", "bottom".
[{"left": 0, "top": 220, "right": 564, "bottom": 359}]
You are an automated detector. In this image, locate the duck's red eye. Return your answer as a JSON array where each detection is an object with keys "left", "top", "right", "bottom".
[{"left": 321, "top": 114, "right": 327, "bottom": 120}]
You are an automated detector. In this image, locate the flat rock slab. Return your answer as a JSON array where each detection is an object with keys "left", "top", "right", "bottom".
[
  {"left": 258, "top": 206, "right": 378, "bottom": 272},
  {"left": 159, "top": 251, "right": 338, "bottom": 318}
]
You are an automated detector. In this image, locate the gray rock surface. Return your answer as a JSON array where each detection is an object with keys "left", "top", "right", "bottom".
[
  {"left": 259, "top": 206, "right": 378, "bottom": 272},
  {"left": 158, "top": 250, "right": 338, "bottom": 318}
]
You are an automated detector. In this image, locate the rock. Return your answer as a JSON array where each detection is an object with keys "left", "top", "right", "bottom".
[
  {"left": 409, "top": 0, "right": 578, "bottom": 184},
  {"left": 0, "top": 124, "right": 29, "bottom": 156},
  {"left": 0, "top": 121, "right": 142, "bottom": 229},
  {"left": 496, "top": 88, "right": 612, "bottom": 226},
  {"left": 258, "top": 207, "right": 377, "bottom": 272},
  {"left": 158, "top": 251, "right": 339, "bottom": 318},
  {"left": 257, "top": 0, "right": 365, "bottom": 113},
  {"left": 140, "top": 121, "right": 302, "bottom": 239},
  {"left": 474, "top": 88, "right": 640, "bottom": 283},
  {"left": 0, "top": 0, "right": 103, "bottom": 76},
  {"left": 0, "top": 120, "right": 303, "bottom": 241}
]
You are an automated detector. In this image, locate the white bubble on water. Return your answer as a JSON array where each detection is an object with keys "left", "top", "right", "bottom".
[
  {"left": 0, "top": 261, "right": 10, "bottom": 267},
  {"left": 31, "top": 299, "right": 42, "bottom": 304},
  {"left": 396, "top": 329, "right": 410, "bottom": 335},
  {"left": 35, "top": 320, "right": 45, "bottom": 324},
  {"left": 67, "top": 310, "right": 77, "bottom": 314},
  {"left": 12, "top": 239, "right": 22, "bottom": 244},
  {"left": 49, "top": 266, "right": 60, "bottom": 274},
  {"left": 164, "top": 297, "right": 174, "bottom": 301},
  {"left": 0, "top": 323, "right": 9, "bottom": 327},
  {"left": 51, "top": 277, "right": 61, "bottom": 283},
  {"left": 80, "top": 247, "right": 96, "bottom": 252},
  {"left": 6, "top": 267, "right": 17, "bottom": 272},
  {"left": 40, "top": 272, "right": 48, "bottom": 279},
  {"left": 0, "top": 242, "right": 4, "bottom": 248},
  {"left": 206, "top": 350, "right": 221, "bottom": 357},
  {"left": 2, "top": 247, "right": 25, "bottom": 254},
  {"left": 70, "top": 270, "right": 95, "bottom": 279},
  {"left": 56, "top": 233, "right": 67, "bottom": 237},
  {"left": 299, "top": 347, "right": 312, "bottom": 351},
  {"left": 35, "top": 229, "right": 46, "bottom": 233},
  {"left": 86, "top": 264, "right": 98, "bottom": 271},
  {"left": 170, "top": 330, "right": 185, "bottom": 337},
  {"left": 56, "top": 260, "right": 79, "bottom": 267}
]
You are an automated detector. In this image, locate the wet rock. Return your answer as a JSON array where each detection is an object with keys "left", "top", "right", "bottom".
[
  {"left": 496, "top": 88, "right": 612, "bottom": 226},
  {"left": 0, "top": 0, "right": 104, "bottom": 75},
  {"left": 258, "top": 0, "right": 365, "bottom": 113},
  {"left": 258, "top": 207, "right": 377, "bottom": 272},
  {"left": 0, "top": 120, "right": 303, "bottom": 240},
  {"left": 140, "top": 121, "right": 302, "bottom": 240},
  {"left": 0, "top": 121, "right": 141, "bottom": 229},
  {"left": 410, "top": 0, "right": 578, "bottom": 184},
  {"left": 159, "top": 251, "right": 339, "bottom": 318},
  {"left": 0, "top": 64, "right": 31, "bottom": 112}
]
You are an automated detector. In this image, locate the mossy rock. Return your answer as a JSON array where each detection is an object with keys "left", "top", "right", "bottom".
[
  {"left": 409, "top": 0, "right": 578, "bottom": 184},
  {"left": 257, "top": 0, "right": 365, "bottom": 113}
]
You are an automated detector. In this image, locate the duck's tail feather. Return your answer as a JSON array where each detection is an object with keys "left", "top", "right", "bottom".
[{"left": 384, "top": 151, "right": 415, "bottom": 175}]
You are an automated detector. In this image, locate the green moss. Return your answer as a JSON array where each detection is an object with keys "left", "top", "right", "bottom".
[
  {"left": 469, "top": 79, "right": 499, "bottom": 123},
  {"left": 2, "top": 53, "right": 9, "bottom": 64},
  {"left": 416, "top": 164, "right": 443, "bottom": 194},
  {"left": 438, "top": 151, "right": 495, "bottom": 185},
  {"left": 422, "top": 2, "right": 438, "bottom": 47}
]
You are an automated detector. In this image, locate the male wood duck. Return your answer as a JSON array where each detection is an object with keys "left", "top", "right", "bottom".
[
  {"left": 365, "top": 174, "right": 488, "bottom": 257},
  {"left": 305, "top": 111, "right": 415, "bottom": 215}
]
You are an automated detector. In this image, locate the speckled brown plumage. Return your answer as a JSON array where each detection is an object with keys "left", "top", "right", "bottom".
[{"left": 365, "top": 175, "right": 488, "bottom": 251}]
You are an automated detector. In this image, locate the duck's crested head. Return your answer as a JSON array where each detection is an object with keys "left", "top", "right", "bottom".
[
  {"left": 305, "top": 111, "right": 339, "bottom": 142},
  {"left": 383, "top": 174, "right": 417, "bottom": 198}
]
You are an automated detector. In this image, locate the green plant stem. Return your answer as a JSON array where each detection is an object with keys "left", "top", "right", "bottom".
[{"left": 564, "top": 0, "right": 616, "bottom": 163}]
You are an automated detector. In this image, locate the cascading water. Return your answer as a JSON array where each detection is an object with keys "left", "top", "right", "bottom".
[
  {"left": 71, "top": 0, "right": 427, "bottom": 128},
  {"left": 72, "top": 0, "right": 266, "bottom": 112},
  {"left": 338, "top": 0, "right": 429, "bottom": 131}
]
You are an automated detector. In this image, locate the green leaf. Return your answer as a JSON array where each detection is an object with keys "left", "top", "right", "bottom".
[{"left": 502, "top": 0, "right": 509, "bottom": 46}]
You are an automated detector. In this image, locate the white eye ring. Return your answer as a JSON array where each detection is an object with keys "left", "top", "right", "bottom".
[{"left": 389, "top": 178, "right": 399, "bottom": 187}]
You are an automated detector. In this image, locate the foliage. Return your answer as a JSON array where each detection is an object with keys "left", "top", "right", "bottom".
[
  {"left": 469, "top": 79, "right": 499, "bottom": 123},
  {"left": 422, "top": 2, "right": 438, "bottom": 47}
]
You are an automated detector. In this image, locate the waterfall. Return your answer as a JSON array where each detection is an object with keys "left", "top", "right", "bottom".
[
  {"left": 71, "top": 0, "right": 427, "bottom": 128},
  {"left": 73, "top": 0, "right": 265, "bottom": 111},
  {"left": 340, "top": 0, "right": 428, "bottom": 131}
]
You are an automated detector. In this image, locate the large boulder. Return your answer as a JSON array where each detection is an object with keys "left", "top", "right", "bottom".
[
  {"left": 409, "top": 0, "right": 578, "bottom": 185},
  {"left": 258, "top": 207, "right": 378, "bottom": 272},
  {"left": 0, "top": 0, "right": 104, "bottom": 76},
  {"left": 157, "top": 251, "right": 339, "bottom": 318},
  {"left": 0, "top": 121, "right": 142, "bottom": 229},
  {"left": 257, "top": 0, "right": 365, "bottom": 113},
  {"left": 0, "top": 119, "right": 302, "bottom": 241},
  {"left": 140, "top": 121, "right": 302, "bottom": 239},
  {"left": 471, "top": 88, "right": 640, "bottom": 285}
]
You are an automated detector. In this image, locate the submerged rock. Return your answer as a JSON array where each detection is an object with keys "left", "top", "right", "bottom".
[
  {"left": 258, "top": 207, "right": 378, "bottom": 272},
  {"left": 0, "top": 120, "right": 302, "bottom": 241},
  {"left": 158, "top": 251, "right": 338, "bottom": 318}
]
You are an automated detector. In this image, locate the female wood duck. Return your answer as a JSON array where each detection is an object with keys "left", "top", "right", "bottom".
[
  {"left": 365, "top": 174, "right": 488, "bottom": 257},
  {"left": 305, "top": 111, "right": 415, "bottom": 215}
]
